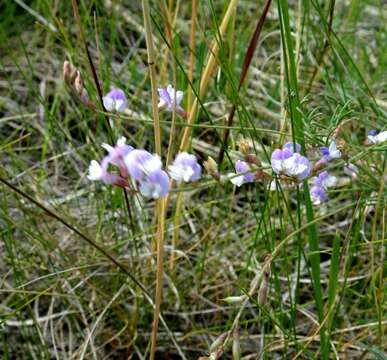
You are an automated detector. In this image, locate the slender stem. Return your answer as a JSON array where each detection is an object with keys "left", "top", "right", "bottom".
[
  {"left": 141, "top": 1, "right": 166, "bottom": 359},
  {"left": 151, "top": 198, "right": 166, "bottom": 360},
  {"left": 187, "top": 0, "right": 197, "bottom": 113},
  {"left": 142, "top": 0, "right": 162, "bottom": 156},
  {"left": 169, "top": 192, "right": 183, "bottom": 270}
]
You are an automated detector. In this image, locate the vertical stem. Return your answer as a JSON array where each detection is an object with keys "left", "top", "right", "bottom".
[
  {"left": 187, "top": 0, "right": 197, "bottom": 113},
  {"left": 142, "top": 0, "right": 161, "bottom": 156},
  {"left": 141, "top": 1, "right": 165, "bottom": 359},
  {"left": 169, "top": 192, "right": 183, "bottom": 270},
  {"left": 150, "top": 198, "right": 166, "bottom": 360}
]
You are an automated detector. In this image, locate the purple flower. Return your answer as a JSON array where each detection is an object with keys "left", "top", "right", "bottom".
[
  {"left": 283, "top": 153, "right": 311, "bottom": 181},
  {"left": 320, "top": 140, "right": 341, "bottom": 161},
  {"left": 124, "top": 149, "right": 162, "bottom": 181},
  {"left": 313, "top": 171, "right": 337, "bottom": 189},
  {"left": 229, "top": 160, "right": 255, "bottom": 187},
  {"left": 271, "top": 148, "right": 294, "bottom": 174},
  {"left": 310, "top": 185, "right": 327, "bottom": 205},
  {"left": 368, "top": 129, "right": 377, "bottom": 136},
  {"left": 139, "top": 169, "right": 170, "bottom": 199},
  {"left": 168, "top": 152, "right": 201, "bottom": 182},
  {"left": 283, "top": 142, "right": 301, "bottom": 153},
  {"left": 103, "top": 88, "right": 127, "bottom": 112},
  {"left": 101, "top": 137, "right": 133, "bottom": 177},
  {"left": 158, "top": 85, "right": 184, "bottom": 112},
  {"left": 367, "top": 130, "right": 387, "bottom": 144},
  {"left": 87, "top": 157, "right": 128, "bottom": 188}
]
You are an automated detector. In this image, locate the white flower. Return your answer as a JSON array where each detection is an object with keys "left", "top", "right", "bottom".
[
  {"left": 368, "top": 130, "right": 387, "bottom": 144},
  {"left": 87, "top": 160, "right": 103, "bottom": 180},
  {"left": 328, "top": 140, "right": 341, "bottom": 159}
]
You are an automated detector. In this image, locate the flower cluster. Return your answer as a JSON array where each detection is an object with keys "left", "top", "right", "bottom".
[
  {"left": 310, "top": 171, "right": 337, "bottom": 205},
  {"left": 87, "top": 138, "right": 201, "bottom": 199},
  {"left": 271, "top": 142, "right": 311, "bottom": 181},
  {"left": 268, "top": 140, "right": 343, "bottom": 206}
]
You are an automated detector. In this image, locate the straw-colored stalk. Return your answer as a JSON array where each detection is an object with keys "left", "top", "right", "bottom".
[
  {"left": 141, "top": 1, "right": 165, "bottom": 359},
  {"left": 179, "top": 0, "right": 238, "bottom": 152},
  {"left": 169, "top": 0, "right": 197, "bottom": 271}
]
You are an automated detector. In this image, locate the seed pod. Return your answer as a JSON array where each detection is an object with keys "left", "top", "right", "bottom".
[
  {"left": 222, "top": 295, "right": 247, "bottom": 304},
  {"left": 258, "top": 276, "right": 269, "bottom": 306}
]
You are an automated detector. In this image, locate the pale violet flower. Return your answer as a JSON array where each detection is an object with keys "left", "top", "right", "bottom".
[
  {"left": 367, "top": 130, "right": 387, "bottom": 144},
  {"left": 101, "top": 137, "right": 133, "bottom": 177},
  {"left": 271, "top": 148, "right": 294, "bottom": 174},
  {"left": 158, "top": 85, "right": 184, "bottom": 112},
  {"left": 271, "top": 142, "right": 302, "bottom": 174},
  {"left": 313, "top": 171, "right": 337, "bottom": 189},
  {"left": 124, "top": 149, "right": 170, "bottom": 198},
  {"left": 103, "top": 88, "right": 127, "bottom": 112},
  {"left": 320, "top": 140, "right": 341, "bottom": 161},
  {"left": 283, "top": 153, "right": 311, "bottom": 181},
  {"left": 310, "top": 185, "right": 327, "bottom": 205},
  {"left": 139, "top": 169, "right": 170, "bottom": 199},
  {"left": 283, "top": 142, "right": 301, "bottom": 153},
  {"left": 309, "top": 171, "right": 337, "bottom": 205},
  {"left": 229, "top": 160, "right": 255, "bottom": 187},
  {"left": 124, "top": 149, "right": 162, "bottom": 181},
  {"left": 168, "top": 152, "right": 201, "bottom": 182}
]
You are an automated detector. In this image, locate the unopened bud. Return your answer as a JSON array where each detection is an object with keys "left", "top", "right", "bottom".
[
  {"left": 245, "top": 153, "right": 260, "bottom": 166},
  {"left": 237, "top": 138, "right": 250, "bottom": 156},
  {"left": 74, "top": 70, "right": 84, "bottom": 95},
  {"left": 63, "top": 61, "right": 71, "bottom": 83},
  {"left": 204, "top": 156, "right": 219, "bottom": 180}
]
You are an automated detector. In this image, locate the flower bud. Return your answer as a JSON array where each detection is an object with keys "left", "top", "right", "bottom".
[
  {"left": 237, "top": 138, "right": 250, "bottom": 156},
  {"left": 245, "top": 153, "right": 260, "bottom": 166},
  {"left": 204, "top": 156, "right": 219, "bottom": 180},
  {"left": 74, "top": 70, "right": 84, "bottom": 95}
]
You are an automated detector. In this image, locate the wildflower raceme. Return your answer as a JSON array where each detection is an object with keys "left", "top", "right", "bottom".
[
  {"left": 271, "top": 142, "right": 311, "bottom": 181},
  {"left": 88, "top": 140, "right": 203, "bottom": 199}
]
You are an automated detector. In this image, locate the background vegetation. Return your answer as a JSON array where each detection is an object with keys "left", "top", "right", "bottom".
[{"left": 0, "top": 0, "right": 386, "bottom": 358}]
